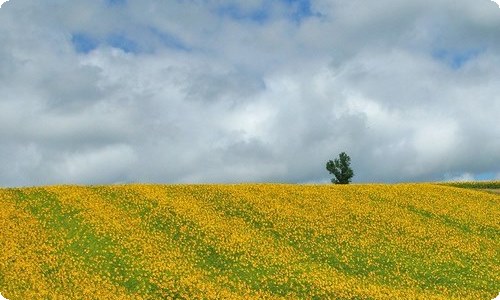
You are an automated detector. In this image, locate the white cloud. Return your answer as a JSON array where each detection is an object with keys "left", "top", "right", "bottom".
[
  {"left": 445, "top": 173, "right": 475, "bottom": 182},
  {"left": 0, "top": 0, "right": 499, "bottom": 186},
  {"left": 49, "top": 144, "right": 137, "bottom": 184}
]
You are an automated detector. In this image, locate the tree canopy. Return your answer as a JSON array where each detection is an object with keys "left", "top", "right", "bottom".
[{"left": 326, "top": 152, "right": 354, "bottom": 184}]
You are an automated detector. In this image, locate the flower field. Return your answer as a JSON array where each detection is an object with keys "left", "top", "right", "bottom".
[{"left": 0, "top": 183, "right": 499, "bottom": 299}]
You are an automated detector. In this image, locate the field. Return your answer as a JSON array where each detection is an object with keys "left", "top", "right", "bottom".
[
  {"left": 438, "top": 181, "right": 500, "bottom": 189},
  {"left": 0, "top": 183, "right": 499, "bottom": 299}
]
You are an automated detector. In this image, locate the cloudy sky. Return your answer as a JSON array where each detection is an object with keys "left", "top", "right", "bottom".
[{"left": 0, "top": 0, "right": 499, "bottom": 186}]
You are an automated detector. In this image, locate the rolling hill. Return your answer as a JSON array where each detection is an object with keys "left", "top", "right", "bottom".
[{"left": 0, "top": 183, "right": 499, "bottom": 299}]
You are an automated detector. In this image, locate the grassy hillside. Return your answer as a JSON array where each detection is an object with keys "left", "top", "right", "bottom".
[
  {"left": 0, "top": 184, "right": 499, "bottom": 299},
  {"left": 437, "top": 180, "right": 500, "bottom": 190}
]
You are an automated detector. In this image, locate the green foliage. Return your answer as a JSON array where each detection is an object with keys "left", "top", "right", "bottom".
[
  {"left": 437, "top": 181, "right": 500, "bottom": 189},
  {"left": 326, "top": 152, "right": 354, "bottom": 184}
]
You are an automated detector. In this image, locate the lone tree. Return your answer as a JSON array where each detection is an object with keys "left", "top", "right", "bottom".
[{"left": 326, "top": 152, "right": 354, "bottom": 184}]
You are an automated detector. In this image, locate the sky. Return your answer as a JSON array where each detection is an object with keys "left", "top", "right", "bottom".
[{"left": 0, "top": 0, "right": 499, "bottom": 187}]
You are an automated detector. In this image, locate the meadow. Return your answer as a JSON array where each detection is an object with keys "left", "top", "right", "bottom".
[
  {"left": 438, "top": 181, "right": 500, "bottom": 190},
  {"left": 0, "top": 183, "right": 499, "bottom": 299}
]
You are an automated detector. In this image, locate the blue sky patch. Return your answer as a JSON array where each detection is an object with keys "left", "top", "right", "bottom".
[
  {"left": 282, "top": 0, "right": 317, "bottom": 23},
  {"left": 105, "top": 0, "right": 126, "bottom": 6},
  {"left": 71, "top": 33, "right": 99, "bottom": 54},
  {"left": 215, "top": 1, "right": 319, "bottom": 24},
  {"left": 475, "top": 172, "right": 497, "bottom": 181},
  {"left": 432, "top": 48, "right": 483, "bottom": 69},
  {"left": 72, "top": 32, "right": 139, "bottom": 54},
  {"left": 216, "top": 4, "right": 269, "bottom": 23},
  {"left": 106, "top": 33, "right": 139, "bottom": 53},
  {"left": 148, "top": 27, "right": 191, "bottom": 52}
]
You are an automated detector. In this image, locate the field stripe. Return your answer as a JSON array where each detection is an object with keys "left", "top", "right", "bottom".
[{"left": 12, "top": 188, "right": 156, "bottom": 299}]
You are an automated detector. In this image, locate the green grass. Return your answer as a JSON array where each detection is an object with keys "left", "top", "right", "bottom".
[{"left": 436, "top": 180, "right": 500, "bottom": 189}]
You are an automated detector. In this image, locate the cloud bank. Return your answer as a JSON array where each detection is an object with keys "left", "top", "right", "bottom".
[{"left": 0, "top": 0, "right": 499, "bottom": 186}]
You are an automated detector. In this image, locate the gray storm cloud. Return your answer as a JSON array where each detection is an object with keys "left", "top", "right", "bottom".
[{"left": 0, "top": 0, "right": 499, "bottom": 186}]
